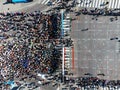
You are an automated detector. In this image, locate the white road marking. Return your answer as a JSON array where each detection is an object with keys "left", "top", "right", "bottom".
[
  {"left": 111, "top": 0, "right": 115, "bottom": 9},
  {"left": 114, "top": 0, "right": 118, "bottom": 9},
  {"left": 44, "top": 0, "right": 50, "bottom": 5},
  {"left": 118, "top": 0, "right": 120, "bottom": 8},
  {"left": 41, "top": 0, "right": 47, "bottom": 4},
  {"left": 77, "top": 0, "right": 120, "bottom": 9}
]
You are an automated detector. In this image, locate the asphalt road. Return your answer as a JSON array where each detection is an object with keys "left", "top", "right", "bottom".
[
  {"left": 0, "top": 0, "right": 50, "bottom": 12},
  {"left": 71, "top": 14, "right": 120, "bottom": 80}
]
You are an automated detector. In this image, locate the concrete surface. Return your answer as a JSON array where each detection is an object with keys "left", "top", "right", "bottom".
[{"left": 71, "top": 13, "right": 120, "bottom": 80}]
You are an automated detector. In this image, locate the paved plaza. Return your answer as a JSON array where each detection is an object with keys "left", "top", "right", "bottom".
[{"left": 71, "top": 14, "right": 120, "bottom": 80}]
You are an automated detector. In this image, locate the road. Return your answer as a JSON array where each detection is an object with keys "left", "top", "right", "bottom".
[
  {"left": 0, "top": 0, "right": 50, "bottom": 12},
  {"left": 71, "top": 13, "right": 120, "bottom": 80},
  {"left": 76, "top": 0, "right": 120, "bottom": 9}
]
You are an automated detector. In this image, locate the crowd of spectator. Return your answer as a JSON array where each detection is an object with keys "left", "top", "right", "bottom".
[
  {"left": 62, "top": 76, "right": 120, "bottom": 89},
  {"left": 0, "top": 10, "right": 62, "bottom": 81},
  {"left": 75, "top": 8, "right": 120, "bottom": 16}
]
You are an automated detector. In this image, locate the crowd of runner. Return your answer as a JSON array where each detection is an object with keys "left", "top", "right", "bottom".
[{"left": 0, "top": 11, "right": 62, "bottom": 81}]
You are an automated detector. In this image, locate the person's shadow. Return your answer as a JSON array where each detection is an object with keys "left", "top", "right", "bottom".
[
  {"left": 3, "top": 2, "right": 15, "bottom": 5},
  {"left": 3, "top": 2, "right": 9, "bottom": 5}
]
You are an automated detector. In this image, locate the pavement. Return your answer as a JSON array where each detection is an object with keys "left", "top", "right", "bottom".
[{"left": 70, "top": 12, "right": 120, "bottom": 80}]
